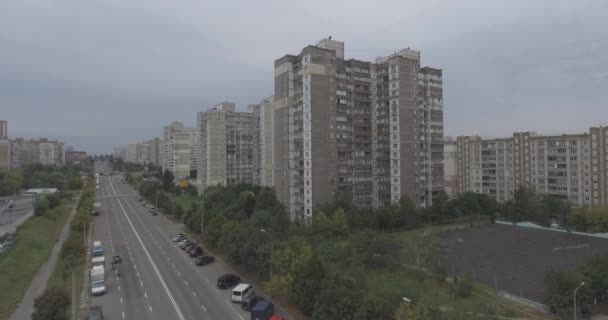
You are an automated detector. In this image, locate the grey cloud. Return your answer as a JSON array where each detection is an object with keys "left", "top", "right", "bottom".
[{"left": 1, "top": 0, "right": 607, "bottom": 153}]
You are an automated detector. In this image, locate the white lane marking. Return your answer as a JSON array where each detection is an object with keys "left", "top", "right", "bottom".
[
  {"left": 134, "top": 264, "right": 137, "bottom": 270},
  {"left": 192, "top": 291, "right": 197, "bottom": 297},
  {"left": 118, "top": 285, "right": 121, "bottom": 292},
  {"left": 205, "top": 277, "right": 209, "bottom": 283},
  {"left": 215, "top": 288, "right": 220, "bottom": 294},
  {"left": 177, "top": 271, "right": 182, "bottom": 277},
  {"left": 201, "top": 304, "right": 207, "bottom": 312},
  {"left": 122, "top": 311, "right": 125, "bottom": 319},
  {"left": 120, "top": 297, "right": 123, "bottom": 304},
  {"left": 172, "top": 263, "right": 176, "bottom": 268},
  {"left": 184, "top": 280, "right": 189, "bottom": 286},
  {"left": 225, "top": 301, "right": 245, "bottom": 320},
  {"left": 145, "top": 292, "right": 148, "bottom": 298},
  {"left": 109, "top": 178, "right": 186, "bottom": 320},
  {"left": 137, "top": 271, "right": 141, "bottom": 278},
  {"left": 140, "top": 280, "right": 144, "bottom": 287},
  {"left": 149, "top": 306, "right": 153, "bottom": 312}
]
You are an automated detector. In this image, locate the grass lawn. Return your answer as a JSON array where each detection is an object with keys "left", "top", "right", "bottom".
[{"left": 0, "top": 203, "right": 72, "bottom": 319}]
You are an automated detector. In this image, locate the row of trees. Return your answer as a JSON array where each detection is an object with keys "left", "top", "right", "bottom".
[
  {"left": 0, "top": 163, "right": 84, "bottom": 196},
  {"left": 32, "top": 176, "right": 94, "bottom": 320}
]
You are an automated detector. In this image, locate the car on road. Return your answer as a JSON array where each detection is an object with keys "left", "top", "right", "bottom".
[
  {"left": 95, "top": 185, "right": 100, "bottom": 190},
  {"left": 189, "top": 246, "right": 203, "bottom": 258},
  {"left": 171, "top": 234, "right": 186, "bottom": 242},
  {"left": 90, "top": 210, "right": 99, "bottom": 216},
  {"left": 89, "top": 305, "right": 103, "bottom": 320},
  {"left": 195, "top": 255, "right": 215, "bottom": 266},
  {"left": 148, "top": 208, "right": 158, "bottom": 215},
  {"left": 232, "top": 283, "right": 254, "bottom": 303},
  {"left": 217, "top": 274, "right": 240, "bottom": 289},
  {"left": 241, "top": 295, "right": 265, "bottom": 311}
]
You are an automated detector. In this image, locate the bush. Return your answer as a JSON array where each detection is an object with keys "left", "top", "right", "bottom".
[
  {"left": 34, "top": 197, "right": 49, "bottom": 216},
  {"left": 47, "top": 194, "right": 61, "bottom": 209},
  {"left": 32, "top": 287, "right": 70, "bottom": 320},
  {"left": 452, "top": 277, "right": 473, "bottom": 298}
]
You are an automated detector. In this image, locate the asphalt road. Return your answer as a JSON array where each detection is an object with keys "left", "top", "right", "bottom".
[{"left": 91, "top": 175, "right": 254, "bottom": 320}]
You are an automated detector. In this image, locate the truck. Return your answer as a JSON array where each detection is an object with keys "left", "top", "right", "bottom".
[
  {"left": 90, "top": 265, "right": 106, "bottom": 295},
  {"left": 251, "top": 300, "right": 274, "bottom": 320},
  {"left": 91, "top": 256, "right": 105, "bottom": 268},
  {"left": 91, "top": 241, "right": 104, "bottom": 256}
]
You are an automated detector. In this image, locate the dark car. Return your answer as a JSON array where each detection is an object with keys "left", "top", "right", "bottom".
[
  {"left": 242, "top": 295, "right": 265, "bottom": 311},
  {"left": 182, "top": 242, "right": 195, "bottom": 251},
  {"left": 89, "top": 305, "right": 104, "bottom": 320},
  {"left": 189, "top": 246, "right": 203, "bottom": 258},
  {"left": 149, "top": 209, "right": 158, "bottom": 216},
  {"left": 251, "top": 300, "right": 274, "bottom": 320},
  {"left": 195, "top": 255, "right": 215, "bottom": 266},
  {"left": 217, "top": 274, "right": 240, "bottom": 289}
]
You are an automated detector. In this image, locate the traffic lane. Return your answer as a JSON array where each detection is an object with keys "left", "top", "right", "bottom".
[
  {"left": 107, "top": 194, "right": 182, "bottom": 320},
  {"left": 106, "top": 197, "right": 160, "bottom": 320},
  {"left": 117, "top": 180, "right": 289, "bottom": 319},
  {"left": 121, "top": 196, "right": 250, "bottom": 320},
  {"left": 90, "top": 195, "right": 122, "bottom": 320},
  {"left": 121, "top": 197, "right": 245, "bottom": 320}
]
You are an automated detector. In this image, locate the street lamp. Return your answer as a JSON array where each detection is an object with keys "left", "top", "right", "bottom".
[{"left": 573, "top": 281, "right": 585, "bottom": 320}]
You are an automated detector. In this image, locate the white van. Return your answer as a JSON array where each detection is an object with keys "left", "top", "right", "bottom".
[{"left": 231, "top": 284, "right": 254, "bottom": 303}]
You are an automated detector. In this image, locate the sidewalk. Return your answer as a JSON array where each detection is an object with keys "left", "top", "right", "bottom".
[{"left": 9, "top": 191, "right": 83, "bottom": 320}]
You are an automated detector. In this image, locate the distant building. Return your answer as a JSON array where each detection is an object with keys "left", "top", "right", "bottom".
[
  {"left": 196, "top": 102, "right": 259, "bottom": 193},
  {"left": 65, "top": 150, "right": 87, "bottom": 164},
  {"left": 0, "top": 120, "right": 7, "bottom": 139},
  {"left": 162, "top": 121, "right": 195, "bottom": 180},
  {"left": 257, "top": 97, "right": 274, "bottom": 187},
  {"left": 444, "top": 137, "right": 458, "bottom": 197},
  {"left": 7, "top": 138, "right": 65, "bottom": 168},
  {"left": 456, "top": 126, "right": 608, "bottom": 208},
  {"left": 0, "top": 120, "right": 9, "bottom": 170}
]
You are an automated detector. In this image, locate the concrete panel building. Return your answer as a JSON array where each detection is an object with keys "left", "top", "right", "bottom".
[
  {"left": 162, "top": 121, "right": 195, "bottom": 180},
  {"left": 444, "top": 137, "right": 458, "bottom": 197},
  {"left": 274, "top": 38, "right": 444, "bottom": 222},
  {"left": 7, "top": 138, "right": 64, "bottom": 168},
  {"left": 0, "top": 120, "right": 8, "bottom": 170},
  {"left": 196, "top": 102, "right": 259, "bottom": 193},
  {"left": 456, "top": 126, "right": 608, "bottom": 208},
  {"left": 258, "top": 97, "right": 275, "bottom": 187}
]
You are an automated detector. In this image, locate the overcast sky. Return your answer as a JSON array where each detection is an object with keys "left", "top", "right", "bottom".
[{"left": 1, "top": 0, "right": 607, "bottom": 154}]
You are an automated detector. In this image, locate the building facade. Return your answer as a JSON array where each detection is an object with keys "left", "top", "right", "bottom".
[
  {"left": 443, "top": 137, "right": 458, "bottom": 197},
  {"left": 274, "top": 38, "right": 444, "bottom": 221},
  {"left": 0, "top": 120, "right": 7, "bottom": 139},
  {"left": 7, "top": 138, "right": 65, "bottom": 168},
  {"left": 196, "top": 102, "right": 259, "bottom": 193},
  {"left": 456, "top": 126, "right": 608, "bottom": 207},
  {"left": 162, "top": 121, "right": 194, "bottom": 180},
  {"left": 258, "top": 97, "right": 275, "bottom": 187}
]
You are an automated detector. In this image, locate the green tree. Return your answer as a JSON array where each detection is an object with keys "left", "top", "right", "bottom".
[
  {"left": 579, "top": 255, "right": 608, "bottom": 304},
  {"left": 398, "top": 195, "right": 420, "bottom": 228},
  {"left": 2, "top": 170, "right": 23, "bottom": 196},
  {"left": 544, "top": 270, "right": 590, "bottom": 314},
  {"left": 292, "top": 254, "right": 326, "bottom": 315},
  {"left": 394, "top": 302, "right": 429, "bottom": 320},
  {"left": 265, "top": 239, "right": 312, "bottom": 297},
  {"left": 31, "top": 287, "right": 70, "bottom": 320},
  {"left": 239, "top": 191, "right": 256, "bottom": 217},
  {"left": 312, "top": 273, "right": 362, "bottom": 320},
  {"left": 47, "top": 194, "right": 61, "bottom": 209},
  {"left": 162, "top": 169, "right": 174, "bottom": 192},
  {"left": 34, "top": 197, "right": 50, "bottom": 216}
]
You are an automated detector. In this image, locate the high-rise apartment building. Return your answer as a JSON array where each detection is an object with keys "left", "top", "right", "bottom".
[
  {"left": 257, "top": 97, "right": 275, "bottom": 187},
  {"left": 456, "top": 126, "right": 608, "bottom": 208},
  {"left": 0, "top": 120, "right": 7, "bottom": 139},
  {"left": 162, "top": 121, "right": 195, "bottom": 180},
  {"left": 443, "top": 137, "right": 458, "bottom": 197},
  {"left": 0, "top": 120, "right": 9, "bottom": 170},
  {"left": 274, "top": 38, "right": 444, "bottom": 221},
  {"left": 196, "top": 102, "right": 259, "bottom": 193},
  {"left": 147, "top": 137, "right": 161, "bottom": 166}
]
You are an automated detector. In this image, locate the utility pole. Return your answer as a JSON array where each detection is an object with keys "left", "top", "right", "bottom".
[
  {"left": 71, "top": 271, "right": 76, "bottom": 320},
  {"left": 574, "top": 282, "right": 585, "bottom": 320},
  {"left": 200, "top": 200, "right": 204, "bottom": 244}
]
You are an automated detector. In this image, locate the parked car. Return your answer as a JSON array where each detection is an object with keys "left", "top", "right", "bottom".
[
  {"left": 251, "top": 300, "right": 274, "bottom": 320},
  {"left": 195, "top": 255, "right": 215, "bottom": 266},
  {"left": 89, "top": 305, "right": 104, "bottom": 320},
  {"left": 217, "top": 274, "right": 240, "bottom": 289},
  {"left": 148, "top": 208, "right": 158, "bottom": 215},
  {"left": 189, "top": 246, "right": 203, "bottom": 258},
  {"left": 184, "top": 243, "right": 196, "bottom": 253},
  {"left": 90, "top": 210, "right": 99, "bottom": 216},
  {"left": 269, "top": 316, "right": 284, "bottom": 320},
  {"left": 242, "top": 295, "right": 265, "bottom": 311},
  {"left": 178, "top": 240, "right": 191, "bottom": 249},
  {"left": 171, "top": 234, "right": 186, "bottom": 242}
]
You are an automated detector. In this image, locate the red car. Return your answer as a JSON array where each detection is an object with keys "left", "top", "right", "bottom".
[
  {"left": 183, "top": 243, "right": 195, "bottom": 252},
  {"left": 269, "top": 316, "right": 284, "bottom": 320}
]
